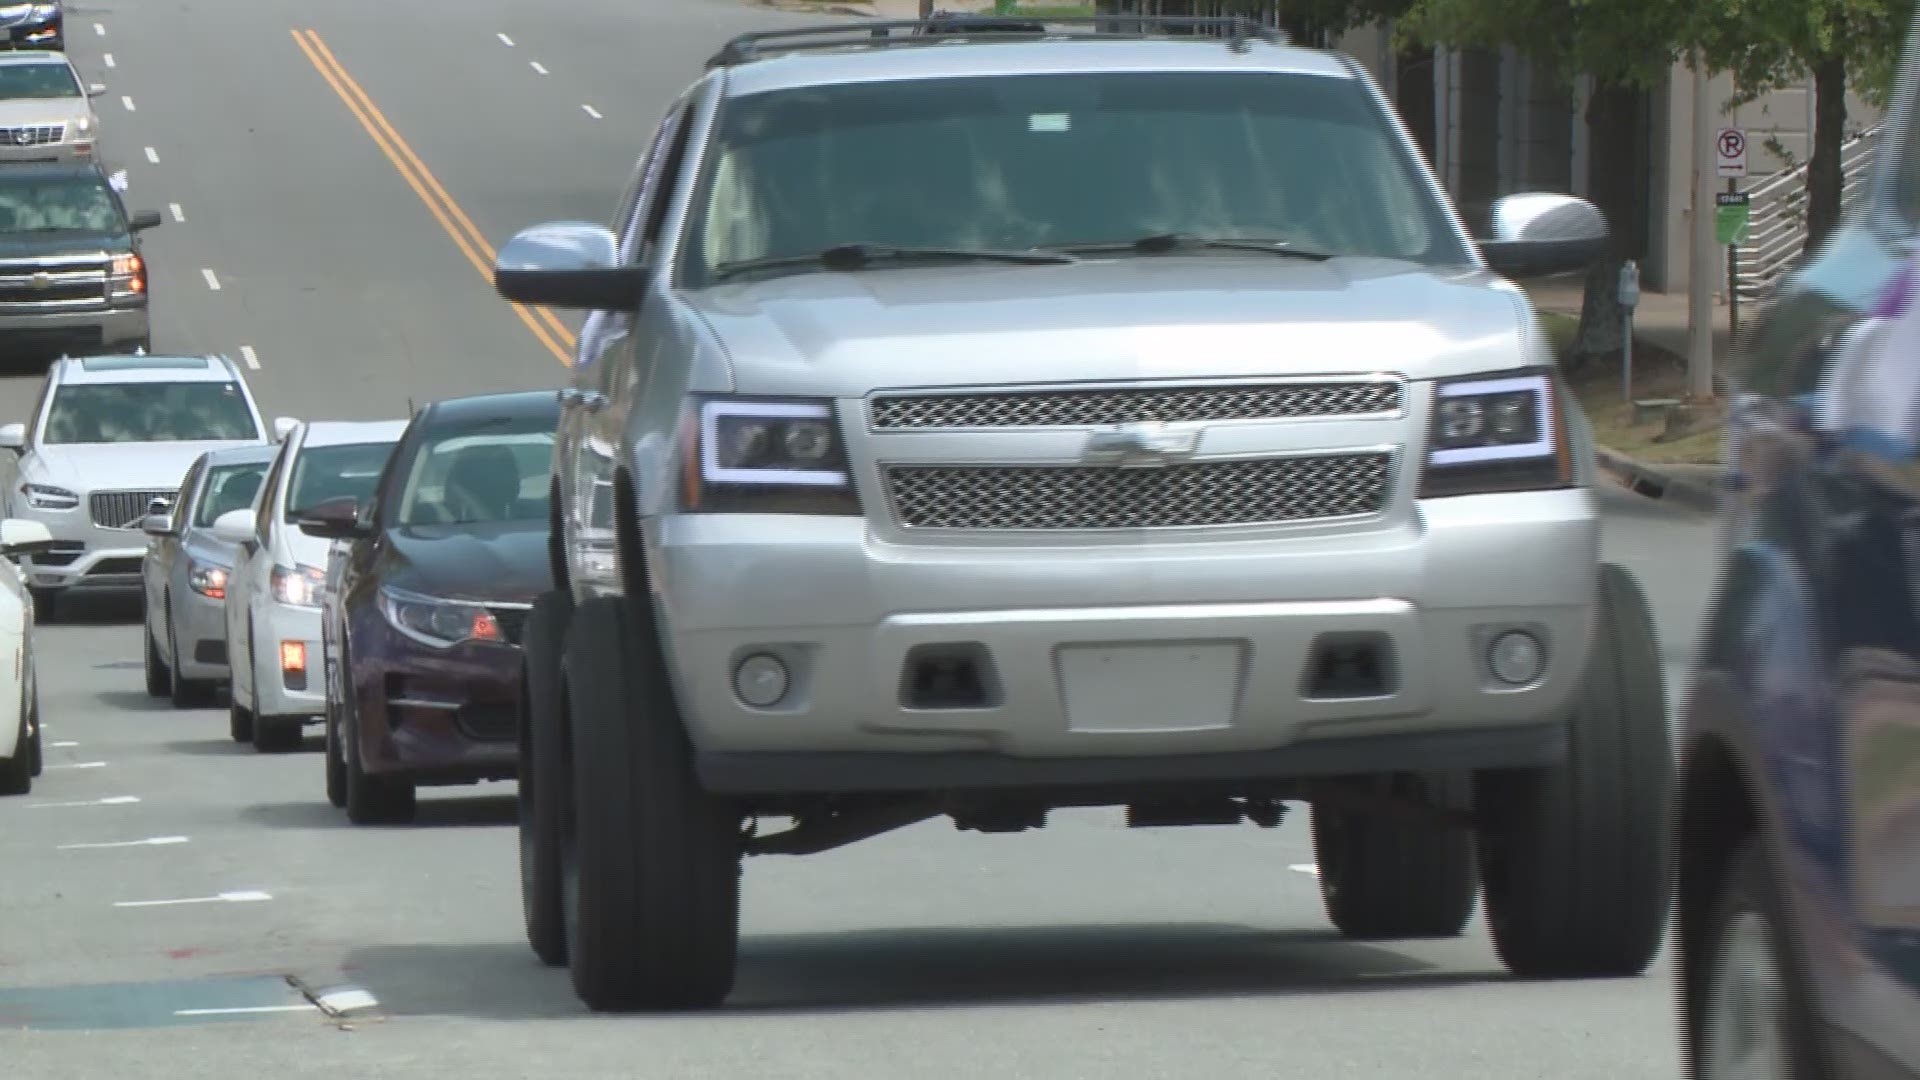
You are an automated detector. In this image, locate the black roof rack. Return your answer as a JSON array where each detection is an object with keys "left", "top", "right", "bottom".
[{"left": 706, "top": 16, "right": 1289, "bottom": 69}]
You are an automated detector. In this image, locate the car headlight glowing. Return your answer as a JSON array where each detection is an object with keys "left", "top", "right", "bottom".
[
  {"left": 377, "top": 585, "right": 504, "bottom": 649},
  {"left": 187, "top": 558, "right": 228, "bottom": 600},
  {"left": 269, "top": 563, "right": 325, "bottom": 607}
]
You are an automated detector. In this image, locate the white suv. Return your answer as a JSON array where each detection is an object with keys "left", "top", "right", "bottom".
[{"left": 0, "top": 352, "right": 292, "bottom": 620}]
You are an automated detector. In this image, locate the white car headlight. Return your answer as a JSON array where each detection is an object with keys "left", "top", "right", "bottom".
[
  {"left": 20, "top": 483, "right": 78, "bottom": 511},
  {"left": 72, "top": 116, "right": 91, "bottom": 134},
  {"left": 269, "top": 563, "right": 325, "bottom": 608},
  {"left": 378, "top": 585, "right": 504, "bottom": 649}
]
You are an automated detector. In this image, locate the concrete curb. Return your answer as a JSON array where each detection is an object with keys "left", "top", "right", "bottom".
[{"left": 1595, "top": 446, "right": 1720, "bottom": 515}]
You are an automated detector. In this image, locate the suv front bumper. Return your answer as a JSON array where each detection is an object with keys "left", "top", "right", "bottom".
[
  {"left": 0, "top": 302, "right": 147, "bottom": 352},
  {"left": 19, "top": 506, "right": 147, "bottom": 593},
  {"left": 652, "top": 489, "right": 1601, "bottom": 795}
]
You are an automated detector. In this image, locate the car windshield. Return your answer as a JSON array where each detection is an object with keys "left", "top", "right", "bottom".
[
  {"left": 687, "top": 70, "right": 1466, "bottom": 285},
  {"left": 0, "top": 63, "right": 80, "bottom": 101},
  {"left": 194, "top": 462, "right": 268, "bottom": 527},
  {"left": 395, "top": 425, "right": 556, "bottom": 527},
  {"left": 285, "top": 441, "right": 394, "bottom": 521},
  {"left": 0, "top": 178, "right": 124, "bottom": 233},
  {"left": 42, "top": 382, "right": 261, "bottom": 444}
]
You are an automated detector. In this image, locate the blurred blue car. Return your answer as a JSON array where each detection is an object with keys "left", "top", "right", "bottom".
[{"left": 1676, "top": 13, "right": 1920, "bottom": 1079}]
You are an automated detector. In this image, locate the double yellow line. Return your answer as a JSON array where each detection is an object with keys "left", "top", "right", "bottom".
[{"left": 291, "top": 28, "right": 577, "bottom": 366}]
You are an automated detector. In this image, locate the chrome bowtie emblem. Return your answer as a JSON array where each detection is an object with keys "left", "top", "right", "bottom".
[
  {"left": 13, "top": 129, "right": 29, "bottom": 145},
  {"left": 1080, "top": 422, "right": 1203, "bottom": 468}
]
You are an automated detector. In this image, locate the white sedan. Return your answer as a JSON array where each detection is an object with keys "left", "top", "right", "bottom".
[{"left": 0, "top": 518, "right": 56, "bottom": 794}]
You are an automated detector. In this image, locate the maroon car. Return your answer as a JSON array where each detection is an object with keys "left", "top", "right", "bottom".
[{"left": 299, "top": 390, "right": 558, "bottom": 825}]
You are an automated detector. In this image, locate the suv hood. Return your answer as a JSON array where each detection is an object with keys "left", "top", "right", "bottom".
[
  {"left": 0, "top": 229, "right": 130, "bottom": 259},
  {"left": 28, "top": 440, "right": 261, "bottom": 492},
  {"left": 687, "top": 257, "right": 1545, "bottom": 396}
]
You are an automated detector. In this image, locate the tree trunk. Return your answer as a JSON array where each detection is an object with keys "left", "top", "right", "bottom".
[
  {"left": 1567, "top": 256, "right": 1625, "bottom": 377},
  {"left": 1805, "top": 54, "right": 1849, "bottom": 252}
]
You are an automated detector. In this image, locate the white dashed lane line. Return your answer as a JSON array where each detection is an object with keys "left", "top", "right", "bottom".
[
  {"left": 49, "top": 740, "right": 76, "bottom": 748},
  {"left": 46, "top": 761, "right": 106, "bottom": 770},
  {"left": 92, "top": 21, "right": 103, "bottom": 35},
  {"left": 120, "top": 95, "right": 134, "bottom": 112},
  {"left": 200, "top": 268, "right": 221, "bottom": 291},
  {"left": 102, "top": 53, "right": 114, "bottom": 68},
  {"left": 29, "top": 795, "right": 140, "bottom": 809},
  {"left": 143, "top": 146, "right": 158, "bottom": 164},
  {"left": 176, "top": 1005, "right": 315, "bottom": 1018},
  {"left": 239, "top": 345, "right": 259, "bottom": 370},
  {"left": 1289, "top": 863, "right": 1319, "bottom": 877},
  {"left": 114, "top": 890, "right": 271, "bottom": 910},
  {"left": 582, "top": 104, "right": 601, "bottom": 119},
  {"left": 530, "top": 61, "right": 547, "bottom": 75},
  {"left": 497, "top": 32, "right": 514, "bottom": 46},
  {"left": 58, "top": 836, "right": 189, "bottom": 851},
  {"left": 169, "top": 203, "right": 184, "bottom": 222}
]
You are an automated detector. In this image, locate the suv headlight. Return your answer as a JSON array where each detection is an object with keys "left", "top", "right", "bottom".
[
  {"left": 680, "top": 397, "right": 859, "bottom": 515},
  {"left": 378, "top": 585, "right": 504, "bottom": 649},
  {"left": 21, "top": 483, "right": 78, "bottom": 511},
  {"left": 269, "top": 563, "right": 325, "bottom": 607},
  {"left": 187, "top": 557, "right": 229, "bottom": 600},
  {"left": 1418, "top": 368, "right": 1572, "bottom": 498}
]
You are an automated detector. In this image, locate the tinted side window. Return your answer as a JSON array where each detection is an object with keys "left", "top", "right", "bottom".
[{"left": 620, "top": 97, "right": 693, "bottom": 263}]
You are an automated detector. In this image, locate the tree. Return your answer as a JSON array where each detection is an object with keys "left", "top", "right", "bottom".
[
  {"left": 1682, "top": 0, "right": 1911, "bottom": 252},
  {"left": 1396, "top": 0, "right": 1691, "bottom": 374}
]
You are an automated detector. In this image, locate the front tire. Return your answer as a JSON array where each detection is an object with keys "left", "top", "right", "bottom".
[
  {"left": 144, "top": 624, "right": 172, "bottom": 697},
  {"left": 562, "top": 595, "right": 742, "bottom": 1011},
  {"left": 341, "top": 642, "right": 415, "bottom": 825},
  {"left": 166, "top": 599, "right": 217, "bottom": 708},
  {"left": 31, "top": 587, "right": 55, "bottom": 625},
  {"left": 1311, "top": 772, "right": 1478, "bottom": 939},
  {"left": 519, "top": 589, "right": 574, "bottom": 967},
  {"left": 0, "top": 688, "right": 33, "bottom": 796},
  {"left": 1694, "top": 839, "right": 1824, "bottom": 1079},
  {"left": 1473, "top": 562, "right": 1675, "bottom": 978}
]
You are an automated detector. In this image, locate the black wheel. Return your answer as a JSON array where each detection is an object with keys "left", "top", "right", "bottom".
[
  {"left": 252, "top": 714, "right": 302, "bottom": 753},
  {"left": 562, "top": 595, "right": 742, "bottom": 1011},
  {"left": 30, "top": 587, "right": 54, "bottom": 624},
  {"left": 26, "top": 692, "right": 40, "bottom": 778},
  {"left": 0, "top": 692, "right": 31, "bottom": 796},
  {"left": 166, "top": 599, "right": 217, "bottom": 708},
  {"left": 1311, "top": 772, "right": 1478, "bottom": 939},
  {"left": 342, "top": 645, "right": 415, "bottom": 825},
  {"left": 323, "top": 697, "right": 347, "bottom": 809},
  {"left": 1692, "top": 838, "right": 1825, "bottom": 1079},
  {"left": 228, "top": 700, "right": 253, "bottom": 743},
  {"left": 144, "top": 624, "right": 172, "bottom": 697},
  {"left": 1474, "top": 562, "right": 1675, "bottom": 978},
  {"left": 520, "top": 589, "right": 574, "bottom": 967}
]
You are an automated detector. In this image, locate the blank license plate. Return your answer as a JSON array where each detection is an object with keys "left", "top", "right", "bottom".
[{"left": 1056, "top": 641, "right": 1245, "bottom": 733}]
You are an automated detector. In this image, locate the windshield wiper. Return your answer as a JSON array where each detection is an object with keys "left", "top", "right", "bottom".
[
  {"left": 712, "top": 242, "right": 1077, "bottom": 281},
  {"left": 1051, "top": 233, "right": 1331, "bottom": 261}
]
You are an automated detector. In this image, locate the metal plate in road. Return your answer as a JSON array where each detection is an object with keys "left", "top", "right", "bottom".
[{"left": 0, "top": 975, "right": 320, "bottom": 1031}]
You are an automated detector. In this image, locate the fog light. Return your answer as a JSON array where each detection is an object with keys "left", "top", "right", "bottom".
[
  {"left": 734, "top": 653, "right": 789, "bottom": 708},
  {"left": 1488, "top": 631, "right": 1545, "bottom": 686}
]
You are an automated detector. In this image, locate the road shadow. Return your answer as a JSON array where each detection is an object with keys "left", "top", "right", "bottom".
[
  {"left": 163, "top": 738, "right": 253, "bottom": 757},
  {"left": 238, "top": 792, "right": 517, "bottom": 831},
  {"left": 337, "top": 922, "right": 1513, "bottom": 1021},
  {"left": 49, "top": 591, "right": 143, "bottom": 627},
  {"left": 95, "top": 689, "right": 174, "bottom": 713}
]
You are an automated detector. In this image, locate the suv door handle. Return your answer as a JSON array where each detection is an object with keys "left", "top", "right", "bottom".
[{"left": 563, "top": 390, "right": 609, "bottom": 413}]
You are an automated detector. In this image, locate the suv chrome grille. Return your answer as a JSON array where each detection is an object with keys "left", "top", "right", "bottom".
[
  {"left": 869, "top": 381, "right": 1402, "bottom": 430},
  {"left": 0, "top": 123, "right": 65, "bottom": 147},
  {"left": 0, "top": 253, "right": 111, "bottom": 308},
  {"left": 885, "top": 452, "right": 1393, "bottom": 531},
  {"left": 89, "top": 489, "right": 174, "bottom": 530}
]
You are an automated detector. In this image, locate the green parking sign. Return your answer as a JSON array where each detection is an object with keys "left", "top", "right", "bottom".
[{"left": 1716, "top": 192, "right": 1751, "bottom": 246}]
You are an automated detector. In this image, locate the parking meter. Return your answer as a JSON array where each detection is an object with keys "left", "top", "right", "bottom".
[{"left": 1619, "top": 261, "right": 1640, "bottom": 402}]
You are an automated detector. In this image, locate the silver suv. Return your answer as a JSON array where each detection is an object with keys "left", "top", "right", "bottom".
[
  {"left": 496, "top": 17, "right": 1676, "bottom": 1011},
  {"left": 0, "top": 352, "right": 289, "bottom": 620}
]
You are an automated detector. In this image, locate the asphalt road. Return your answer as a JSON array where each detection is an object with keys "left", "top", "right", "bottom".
[{"left": 0, "top": 0, "right": 1717, "bottom": 1076}]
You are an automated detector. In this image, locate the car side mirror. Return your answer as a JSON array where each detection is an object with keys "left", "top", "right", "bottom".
[
  {"left": 1477, "top": 193, "right": 1610, "bottom": 279},
  {"left": 0, "top": 518, "right": 54, "bottom": 556},
  {"left": 296, "top": 495, "right": 367, "bottom": 541},
  {"left": 272, "top": 416, "right": 299, "bottom": 442},
  {"left": 141, "top": 513, "right": 175, "bottom": 537},
  {"left": 0, "top": 423, "right": 23, "bottom": 452},
  {"left": 494, "top": 221, "right": 646, "bottom": 312},
  {"left": 87, "top": 83, "right": 107, "bottom": 98},
  {"left": 128, "top": 210, "right": 163, "bottom": 233},
  {"left": 211, "top": 509, "right": 255, "bottom": 547}
]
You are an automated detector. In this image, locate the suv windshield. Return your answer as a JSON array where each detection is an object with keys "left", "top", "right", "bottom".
[
  {"left": 43, "top": 382, "right": 260, "bottom": 444},
  {"left": 0, "top": 63, "right": 80, "bottom": 101},
  {"left": 687, "top": 70, "right": 1466, "bottom": 285},
  {"left": 0, "top": 177, "right": 123, "bottom": 233},
  {"left": 286, "top": 441, "right": 394, "bottom": 521},
  {"left": 195, "top": 462, "right": 268, "bottom": 527},
  {"left": 395, "top": 425, "right": 556, "bottom": 527}
]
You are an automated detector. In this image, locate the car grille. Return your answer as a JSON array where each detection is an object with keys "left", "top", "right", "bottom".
[
  {"left": 868, "top": 380, "right": 1403, "bottom": 430},
  {"left": 88, "top": 489, "right": 174, "bottom": 530},
  {"left": 0, "top": 123, "right": 64, "bottom": 147},
  {"left": 885, "top": 452, "right": 1393, "bottom": 531},
  {"left": 0, "top": 253, "right": 108, "bottom": 306},
  {"left": 488, "top": 606, "right": 529, "bottom": 646}
]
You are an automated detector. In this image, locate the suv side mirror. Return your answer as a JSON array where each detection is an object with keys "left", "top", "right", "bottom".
[
  {"left": 494, "top": 221, "right": 646, "bottom": 312},
  {"left": 0, "top": 423, "right": 23, "bottom": 452},
  {"left": 210, "top": 509, "right": 255, "bottom": 547},
  {"left": 296, "top": 496, "right": 367, "bottom": 541},
  {"left": 1477, "top": 193, "right": 1609, "bottom": 279},
  {"left": 141, "top": 513, "right": 176, "bottom": 537},
  {"left": 128, "top": 210, "right": 163, "bottom": 233},
  {"left": 0, "top": 518, "right": 54, "bottom": 556},
  {"left": 272, "top": 416, "right": 299, "bottom": 442}
]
